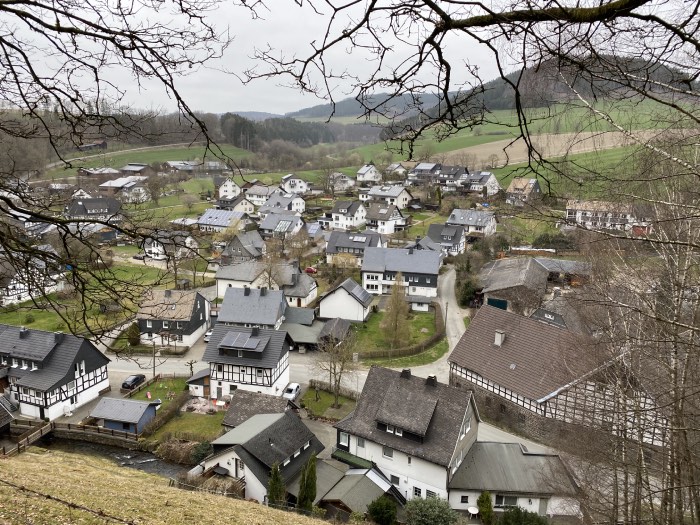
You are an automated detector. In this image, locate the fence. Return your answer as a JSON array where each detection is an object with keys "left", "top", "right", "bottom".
[
  {"left": 1, "top": 422, "right": 53, "bottom": 457},
  {"left": 52, "top": 422, "right": 139, "bottom": 441},
  {"left": 360, "top": 302, "right": 446, "bottom": 359},
  {"left": 308, "top": 380, "right": 359, "bottom": 401}
]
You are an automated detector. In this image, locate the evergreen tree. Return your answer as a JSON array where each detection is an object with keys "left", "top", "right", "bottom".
[
  {"left": 477, "top": 491, "right": 495, "bottom": 525},
  {"left": 381, "top": 271, "right": 410, "bottom": 348},
  {"left": 367, "top": 495, "right": 397, "bottom": 525},
  {"left": 297, "top": 454, "right": 317, "bottom": 512},
  {"left": 267, "top": 462, "right": 286, "bottom": 508}
]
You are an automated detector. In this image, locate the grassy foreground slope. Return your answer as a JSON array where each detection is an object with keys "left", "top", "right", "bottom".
[{"left": 0, "top": 447, "right": 321, "bottom": 525}]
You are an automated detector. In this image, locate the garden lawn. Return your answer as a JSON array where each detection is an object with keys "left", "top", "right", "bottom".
[
  {"left": 364, "top": 338, "right": 449, "bottom": 368},
  {"left": 130, "top": 377, "right": 188, "bottom": 411},
  {"left": 354, "top": 311, "right": 436, "bottom": 354},
  {"left": 150, "top": 411, "right": 226, "bottom": 443},
  {"left": 301, "top": 389, "right": 356, "bottom": 421}
]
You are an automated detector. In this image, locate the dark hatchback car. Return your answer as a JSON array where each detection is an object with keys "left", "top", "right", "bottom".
[{"left": 122, "top": 374, "right": 146, "bottom": 390}]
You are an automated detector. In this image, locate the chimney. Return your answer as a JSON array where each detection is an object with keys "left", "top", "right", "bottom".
[
  {"left": 19, "top": 327, "right": 28, "bottom": 339},
  {"left": 426, "top": 375, "right": 437, "bottom": 387},
  {"left": 494, "top": 329, "right": 506, "bottom": 347},
  {"left": 54, "top": 332, "right": 64, "bottom": 344},
  {"left": 260, "top": 287, "right": 267, "bottom": 296},
  {"left": 251, "top": 327, "right": 259, "bottom": 336},
  {"left": 244, "top": 287, "right": 250, "bottom": 296},
  {"left": 400, "top": 369, "right": 411, "bottom": 379},
  {"left": 164, "top": 289, "right": 171, "bottom": 298}
]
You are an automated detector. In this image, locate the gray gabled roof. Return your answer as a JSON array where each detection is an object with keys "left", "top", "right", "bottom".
[
  {"left": 446, "top": 209, "right": 495, "bottom": 227},
  {"left": 362, "top": 247, "right": 440, "bottom": 276},
  {"left": 478, "top": 257, "right": 549, "bottom": 293},
  {"left": 66, "top": 197, "right": 121, "bottom": 217},
  {"left": 0, "top": 402, "right": 13, "bottom": 428},
  {"left": 0, "top": 326, "right": 109, "bottom": 392},
  {"left": 203, "top": 325, "right": 289, "bottom": 369},
  {"left": 90, "top": 398, "right": 158, "bottom": 424},
  {"left": 368, "top": 185, "right": 411, "bottom": 198},
  {"left": 335, "top": 278, "right": 373, "bottom": 307},
  {"left": 186, "top": 368, "right": 210, "bottom": 384},
  {"left": 259, "top": 212, "right": 302, "bottom": 233},
  {"left": 426, "top": 223, "right": 464, "bottom": 248},
  {"left": 326, "top": 231, "right": 383, "bottom": 255},
  {"left": 533, "top": 257, "right": 592, "bottom": 276},
  {"left": 198, "top": 208, "right": 246, "bottom": 228},
  {"left": 284, "top": 272, "right": 317, "bottom": 298},
  {"left": 449, "top": 442, "right": 577, "bottom": 496},
  {"left": 218, "top": 287, "right": 286, "bottom": 326},
  {"left": 222, "top": 390, "right": 293, "bottom": 428},
  {"left": 319, "top": 318, "right": 351, "bottom": 341},
  {"left": 216, "top": 260, "right": 299, "bottom": 287},
  {"left": 365, "top": 203, "right": 402, "bottom": 221},
  {"left": 331, "top": 200, "right": 364, "bottom": 216},
  {"left": 335, "top": 367, "right": 475, "bottom": 467},
  {"left": 284, "top": 307, "right": 315, "bottom": 325},
  {"left": 222, "top": 230, "right": 265, "bottom": 258}
]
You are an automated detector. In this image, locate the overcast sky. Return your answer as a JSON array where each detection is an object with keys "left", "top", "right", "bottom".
[{"left": 112, "top": 3, "right": 500, "bottom": 117}]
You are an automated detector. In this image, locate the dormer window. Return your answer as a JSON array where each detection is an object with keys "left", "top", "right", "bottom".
[
  {"left": 21, "top": 360, "right": 28, "bottom": 369},
  {"left": 11, "top": 358, "right": 18, "bottom": 368},
  {"left": 31, "top": 361, "right": 37, "bottom": 370}
]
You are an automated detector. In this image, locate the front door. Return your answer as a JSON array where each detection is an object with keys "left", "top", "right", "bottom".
[
  {"left": 39, "top": 406, "right": 45, "bottom": 420},
  {"left": 216, "top": 386, "right": 223, "bottom": 399}
]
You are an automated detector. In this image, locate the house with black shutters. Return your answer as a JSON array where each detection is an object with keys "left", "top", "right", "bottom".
[
  {"left": 203, "top": 325, "right": 291, "bottom": 397},
  {"left": 0, "top": 326, "right": 110, "bottom": 420},
  {"left": 136, "top": 289, "right": 210, "bottom": 348}
]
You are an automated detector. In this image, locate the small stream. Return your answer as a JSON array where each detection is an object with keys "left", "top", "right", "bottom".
[{"left": 50, "top": 439, "right": 188, "bottom": 479}]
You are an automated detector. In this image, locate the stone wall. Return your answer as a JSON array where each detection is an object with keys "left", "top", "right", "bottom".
[{"left": 52, "top": 428, "right": 140, "bottom": 450}]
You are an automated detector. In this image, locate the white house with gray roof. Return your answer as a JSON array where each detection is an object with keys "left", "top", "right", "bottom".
[
  {"left": 327, "top": 201, "right": 366, "bottom": 231},
  {"left": 0, "top": 326, "right": 110, "bottom": 421},
  {"left": 361, "top": 247, "right": 440, "bottom": 297},
  {"left": 195, "top": 411, "right": 324, "bottom": 502},
  {"left": 197, "top": 209, "right": 249, "bottom": 233},
  {"left": 202, "top": 325, "right": 291, "bottom": 397},
  {"left": 258, "top": 193, "right": 305, "bottom": 218},
  {"left": 218, "top": 287, "right": 287, "bottom": 330},
  {"left": 319, "top": 278, "right": 373, "bottom": 322},
  {"left": 356, "top": 163, "right": 382, "bottom": 183},
  {"left": 245, "top": 184, "right": 280, "bottom": 207},
  {"left": 217, "top": 177, "right": 242, "bottom": 200},
  {"left": 446, "top": 209, "right": 497, "bottom": 237},
  {"left": 364, "top": 203, "right": 407, "bottom": 235},
  {"left": 325, "top": 230, "right": 386, "bottom": 267},
  {"left": 280, "top": 174, "right": 311, "bottom": 194},
  {"left": 334, "top": 367, "right": 480, "bottom": 502},
  {"left": 258, "top": 213, "right": 304, "bottom": 239},
  {"left": 360, "top": 185, "right": 413, "bottom": 210}
]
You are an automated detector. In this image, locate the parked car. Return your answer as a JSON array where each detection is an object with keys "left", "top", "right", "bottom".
[
  {"left": 305, "top": 266, "right": 318, "bottom": 274},
  {"left": 282, "top": 382, "right": 301, "bottom": 401},
  {"left": 132, "top": 253, "right": 146, "bottom": 260},
  {"left": 122, "top": 374, "right": 146, "bottom": 390},
  {"left": 203, "top": 329, "right": 213, "bottom": 342}
]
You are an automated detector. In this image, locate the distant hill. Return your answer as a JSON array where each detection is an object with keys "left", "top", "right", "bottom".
[
  {"left": 230, "top": 111, "right": 282, "bottom": 121},
  {"left": 286, "top": 92, "right": 442, "bottom": 119}
]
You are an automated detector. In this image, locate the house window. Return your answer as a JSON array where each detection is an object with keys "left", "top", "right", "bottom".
[
  {"left": 426, "top": 278, "right": 431, "bottom": 284},
  {"left": 461, "top": 416, "right": 471, "bottom": 438},
  {"left": 339, "top": 432, "right": 349, "bottom": 447},
  {"left": 387, "top": 424, "right": 395, "bottom": 434},
  {"left": 357, "top": 437, "right": 365, "bottom": 448},
  {"left": 217, "top": 365, "right": 223, "bottom": 373},
  {"left": 146, "top": 320, "right": 152, "bottom": 328},
  {"left": 495, "top": 495, "right": 517, "bottom": 507},
  {"left": 426, "top": 490, "right": 437, "bottom": 498},
  {"left": 283, "top": 458, "right": 291, "bottom": 466},
  {"left": 395, "top": 428, "right": 403, "bottom": 437},
  {"left": 176, "top": 322, "right": 183, "bottom": 329},
  {"left": 256, "top": 369, "right": 263, "bottom": 377},
  {"left": 407, "top": 456, "right": 411, "bottom": 465},
  {"left": 461, "top": 496, "right": 469, "bottom": 504},
  {"left": 390, "top": 475, "right": 400, "bottom": 485},
  {"left": 414, "top": 487, "right": 422, "bottom": 497},
  {"left": 122, "top": 422, "right": 130, "bottom": 431},
  {"left": 237, "top": 350, "right": 243, "bottom": 358},
  {"left": 162, "top": 321, "right": 169, "bottom": 329},
  {"left": 382, "top": 446, "right": 393, "bottom": 459},
  {"left": 21, "top": 360, "right": 28, "bottom": 369}
]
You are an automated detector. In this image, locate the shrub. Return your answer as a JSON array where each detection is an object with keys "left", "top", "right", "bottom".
[
  {"left": 190, "top": 441, "right": 213, "bottom": 464},
  {"left": 367, "top": 495, "right": 397, "bottom": 525},
  {"left": 499, "top": 507, "right": 549, "bottom": 525},
  {"left": 125, "top": 322, "right": 141, "bottom": 346},
  {"left": 23, "top": 314, "right": 35, "bottom": 324},
  {"left": 477, "top": 491, "right": 495, "bottom": 525},
  {"left": 405, "top": 497, "right": 457, "bottom": 525}
]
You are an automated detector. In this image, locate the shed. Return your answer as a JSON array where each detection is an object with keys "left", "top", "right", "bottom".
[{"left": 89, "top": 398, "right": 160, "bottom": 434}]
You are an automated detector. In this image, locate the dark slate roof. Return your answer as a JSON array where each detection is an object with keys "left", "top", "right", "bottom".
[
  {"left": 288, "top": 459, "right": 347, "bottom": 504},
  {"left": 222, "top": 390, "right": 293, "bottom": 428},
  {"left": 259, "top": 213, "right": 303, "bottom": 233},
  {"left": 215, "top": 260, "right": 300, "bottom": 287},
  {"left": 320, "top": 471, "right": 388, "bottom": 513},
  {"left": 66, "top": 197, "right": 121, "bottom": 217},
  {"left": 331, "top": 200, "right": 364, "bottom": 216},
  {"left": 213, "top": 411, "right": 324, "bottom": 485},
  {"left": 362, "top": 247, "right": 440, "bottom": 276},
  {"left": 365, "top": 203, "right": 401, "bottom": 221},
  {"left": 198, "top": 208, "right": 246, "bottom": 228},
  {"left": 449, "top": 305, "right": 599, "bottom": 401},
  {"left": 217, "top": 287, "right": 286, "bottom": 326},
  {"left": 335, "top": 367, "right": 474, "bottom": 467},
  {"left": 477, "top": 257, "right": 549, "bottom": 293},
  {"left": 0, "top": 326, "right": 109, "bottom": 391},
  {"left": 284, "top": 307, "right": 315, "bottom": 326},
  {"left": 222, "top": 230, "right": 265, "bottom": 258},
  {"left": 186, "top": 368, "right": 210, "bottom": 384},
  {"left": 531, "top": 295, "right": 592, "bottom": 335},
  {"left": 449, "top": 442, "right": 577, "bottom": 496},
  {"left": 446, "top": 209, "right": 495, "bottom": 227},
  {"left": 203, "top": 326, "right": 289, "bottom": 369},
  {"left": 326, "top": 231, "right": 383, "bottom": 255},
  {"left": 338, "top": 278, "right": 373, "bottom": 307},
  {"left": 90, "top": 398, "right": 158, "bottom": 424},
  {"left": 0, "top": 402, "right": 13, "bottom": 428},
  {"left": 319, "top": 318, "right": 351, "bottom": 341},
  {"left": 426, "top": 223, "right": 464, "bottom": 248},
  {"left": 533, "top": 257, "right": 592, "bottom": 276}
]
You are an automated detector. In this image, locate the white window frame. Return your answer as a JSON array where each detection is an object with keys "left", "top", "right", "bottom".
[
  {"left": 339, "top": 432, "right": 349, "bottom": 447},
  {"left": 382, "top": 446, "right": 393, "bottom": 459}
]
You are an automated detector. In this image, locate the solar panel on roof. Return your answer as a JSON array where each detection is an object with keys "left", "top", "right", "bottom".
[
  {"left": 243, "top": 337, "right": 260, "bottom": 349},
  {"left": 352, "top": 236, "right": 366, "bottom": 242}
]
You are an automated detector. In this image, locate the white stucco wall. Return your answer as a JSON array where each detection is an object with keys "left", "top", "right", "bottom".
[{"left": 319, "top": 289, "right": 370, "bottom": 322}]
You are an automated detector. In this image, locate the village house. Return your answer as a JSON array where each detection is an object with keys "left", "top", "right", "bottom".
[
  {"left": 446, "top": 209, "right": 497, "bottom": 238},
  {"left": 327, "top": 172, "right": 356, "bottom": 192},
  {"left": 202, "top": 325, "right": 292, "bottom": 397},
  {"left": 258, "top": 193, "right": 305, "bottom": 219},
  {"left": 324, "top": 201, "right": 367, "bottom": 231},
  {"left": 217, "top": 177, "right": 242, "bottom": 200},
  {"left": 406, "top": 162, "right": 441, "bottom": 185},
  {"left": 462, "top": 171, "right": 502, "bottom": 197},
  {"left": 334, "top": 367, "right": 479, "bottom": 502},
  {"left": 325, "top": 230, "right": 386, "bottom": 267},
  {"left": 356, "top": 163, "right": 382, "bottom": 184},
  {"left": 318, "top": 278, "right": 373, "bottom": 322},
  {"left": 220, "top": 230, "right": 266, "bottom": 265},
  {"left": 216, "top": 195, "right": 255, "bottom": 215},
  {"left": 505, "top": 178, "right": 541, "bottom": 206},
  {"left": 78, "top": 167, "right": 120, "bottom": 177},
  {"left": 193, "top": 411, "right": 324, "bottom": 502},
  {"left": 137, "top": 289, "right": 210, "bottom": 348},
  {"left": 384, "top": 163, "right": 407, "bottom": 179},
  {"left": 245, "top": 184, "right": 280, "bottom": 207},
  {"left": 222, "top": 389, "right": 297, "bottom": 430},
  {"left": 0, "top": 248, "right": 65, "bottom": 306},
  {"left": 118, "top": 163, "right": 155, "bottom": 177},
  {"left": 425, "top": 224, "right": 466, "bottom": 256},
  {"left": 0, "top": 326, "right": 110, "bottom": 420},
  {"left": 217, "top": 287, "right": 287, "bottom": 330},
  {"left": 280, "top": 174, "right": 311, "bottom": 194},
  {"left": 65, "top": 197, "right": 123, "bottom": 224},
  {"left": 364, "top": 203, "right": 407, "bottom": 235},
  {"left": 361, "top": 247, "right": 440, "bottom": 297},
  {"left": 360, "top": 185, "right": 413, "bottom": 210},
  {"left": 565, "top": 199, "right": 651, "bottom": 233},
  {"left": 98, "top": 176, "right": 148, "bottom": 203},
  {"left": 449, "top": 305, "right": 666, "bottom": 446},
  {"left": 90, "top": 398, "right": 160, "bottom": 435},
  {"left": 197, "top": 209, "right": 249, "bottom": 233},
  {"left": 142, "top": 230, "right": 199, "bottom": 261},
  {"left": 258, "top": 213, "right": 305, "bottom": 240}
]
